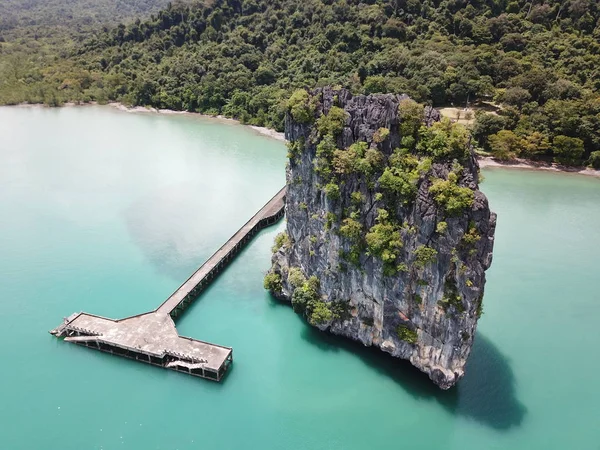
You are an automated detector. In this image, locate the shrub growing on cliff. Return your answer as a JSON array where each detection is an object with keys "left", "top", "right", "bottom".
[
  {"left": 351, "top": 191, "right": 364, "bottom": 205},
  {"left": 290, "top": 275, "right": 319, "bottom": 311},
  {"left": 289, "top": 275, "right": 336, "bottom": 325},
  {"left": 417, "top": 119, "right": 470, "bottom": 161},
  {"left": 413, "top": 245, "right": 438, "bottom": 268},
  {"left": 378, "top": 150, "right": 431, "bottom": 204},
  {"left": 396, "top": 325, "right": 418, "bottom": 344},
  {"left": 378, "top": 167, "right": 418, "bottom": 203},
  {"left": 373, "top": 127, "right": 390, "bottom": 144},
  {"left": 461, "top": 223, "right": 481, "bottom": 255},
  {"left": 309, "top": 301, "right": 334, "bottom": 325},
  {"left": 316, "top": 106, "right": 348, "bottom": 137},
  {"left": 366, "top": 209, "right": 403, "bottom": 274},
  {"left": 287, "top": 138, "right": 304, "bottom": 161},
  {"left": 333, "top": 148, "right": 358, "bottom": 175},
  {"left": 439, "top": 277, "right": 465, "bottom": 314},
  {"left": 365, "top": 148, "right": 385, "bottom": 172},
  {"left": 288, "top": 267, "right": 307, "bottom": 289},
  {"left": 324, "top": 182, "right": 341, "bottom": 200},
  {"left": 264, "top": 272, "right": 282, "bottom": 292},
  {"left": 331, "top": 142, "right": 384, "bottom": 180},
  {"left": 339, "top": 218, "right": 364, "bottom": 267},
  {"left": 316, "top": 134, "right": 336, "bottom": 159},
  {"left": 477, "top": 296, "right": 484, "bottom": 318},
  {"left": 291, "top": 284, "right": 313, "bottom": 312},
  {"left": 272, "top": 232, "right": 290, "bottom": 253},
  {"left": 429, "top": 173, "right": 475, "bottom": 216},
  {"left": 314, "top": 134, "right": 336, "bottom": 178},
  {"left": 339, "top": 218, "right": 363, "bottom": 242},
  {"left": 333, "top": 142, "right": 366, "bottom": 174},
  {"left": 325, "top": 212, "right": 337, "bottom": 230}
]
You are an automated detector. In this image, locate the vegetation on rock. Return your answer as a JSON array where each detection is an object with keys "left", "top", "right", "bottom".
[
  {"left": 271, "top": 232, "right": 290, "bottom": 253},
  {"left": 429, "top": 173, "right": 475, "bottom": 216},
  {"left": 413, "top": 246, "right": 439, "bottom": 269},
  {"left": 316, "top": 106, "right": 348, "bottom": 137},
  {"left": 439, "top": 276, "right": 465, "bottom": 314},
  {"left": 263, "top": 272, "right": 282, "bottom": 292},
  {"left": 396, "top": 325, "right": 418, "bottom": 344},
  {"left": 365, "top": 209, "right": 403, "bottom": 275},
  {"left": 284, "top": 271, "right": 347, "bottom": 326}
]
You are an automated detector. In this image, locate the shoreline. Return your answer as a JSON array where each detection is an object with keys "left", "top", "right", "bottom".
[
  {"left": 478, "top": 157, "right": 600, "bottom": 179},
  {"left": 107, "top": 102, "right": 286, "bottom": 142},
  {"left": 12, "top": 101, "right": 286, "bottom": 141},
  {"left": 8, "top": 102, "right": 599, "bottom": 178}
]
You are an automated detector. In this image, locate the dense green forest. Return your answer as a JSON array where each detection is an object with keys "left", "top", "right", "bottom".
[
  {"left": 0, "top": 0, "right": 176, "bottom": 110},
  {"left": 1, "top": 0, "right": 599, "bottom": 167},
  {"left": 0, "top": 0, "right": 173, "bottom": 39}
]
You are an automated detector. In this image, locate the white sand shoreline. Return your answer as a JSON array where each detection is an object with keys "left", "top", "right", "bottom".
[
  {"left": 107, "top": 102, "right": 286, "bottom": 141},
  {"left": 8, "top": 102, "right": 599, "bottom": 178},
  {"left": 13, "top": 101, "right": 286, "bottom": 141},
  {"left": 478, "top": 157, "right": 600, "bottom": 179}
]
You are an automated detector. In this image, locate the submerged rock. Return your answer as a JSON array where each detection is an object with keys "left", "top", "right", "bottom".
[{"left": 266, "top": 87, "right": 496, "bottom": 389}]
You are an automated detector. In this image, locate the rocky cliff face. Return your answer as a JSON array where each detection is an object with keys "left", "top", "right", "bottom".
[{"left": 266, "top": 87, "right": 496, "bottom": 389}]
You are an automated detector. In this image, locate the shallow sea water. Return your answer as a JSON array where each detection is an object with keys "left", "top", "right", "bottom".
[{"left": 0, "top": 106, "right": 598, "bottom": 449}]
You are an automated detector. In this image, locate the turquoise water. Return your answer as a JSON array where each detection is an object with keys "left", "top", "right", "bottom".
[{"left": 0, "top": 106, "right": 599, "bottom": 449}]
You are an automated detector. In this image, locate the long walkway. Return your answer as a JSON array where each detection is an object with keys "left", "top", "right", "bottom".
[
  {"left": 157, "top": 186, "right": 286, "bottom": 318},
  {"left": 50, "top": 187, "right": 286, "bottom": 382}
]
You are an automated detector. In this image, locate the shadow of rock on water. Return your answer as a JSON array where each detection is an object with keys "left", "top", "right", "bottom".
[
  {"left": 300, "top": 325, "right": 527, "bottom": 431},
  {"left": 453, "top": 333, "right": 527, "bottom": 430}
]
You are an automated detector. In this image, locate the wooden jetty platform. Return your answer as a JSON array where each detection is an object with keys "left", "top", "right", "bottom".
[
  {"left": 157, "top": 186, "right": 286, "bottom": 319},
  {"left": 50, "top": 187, "right": 286, "bottom": 382}
]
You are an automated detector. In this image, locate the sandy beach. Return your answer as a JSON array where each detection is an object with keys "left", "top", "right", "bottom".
[
  {"left": 11, "top": 102, "right": 599, "bottom": 177},
  {"left": 478, "top": 156, "right": 600, "bottom": 179},
  {"left": 108, "top": 102, "right": 286, "bottom": 141}
]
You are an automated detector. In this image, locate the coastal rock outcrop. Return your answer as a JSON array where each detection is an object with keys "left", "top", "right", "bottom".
[{"left": 266, "top": 87, "right": 496, "bottom": 389}]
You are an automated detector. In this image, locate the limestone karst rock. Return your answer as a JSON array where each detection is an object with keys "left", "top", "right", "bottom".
[{"left": 266, "top": 87, "right": 496, "bottom": 389}]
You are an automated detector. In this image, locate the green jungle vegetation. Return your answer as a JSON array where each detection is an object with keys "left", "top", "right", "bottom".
[
  {"left": 0, "top": 0, "right": 173, "bottom": 38},
  {"left": 1, "top": 0, "right": 599, "bottom": 167},
  {"left": 0, "top": 0, "right": 175, "bottom": 105}
]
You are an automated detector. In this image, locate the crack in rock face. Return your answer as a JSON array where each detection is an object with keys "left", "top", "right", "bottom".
[{"left": 268, "top": 87, "right": 496, "bottom": 389}]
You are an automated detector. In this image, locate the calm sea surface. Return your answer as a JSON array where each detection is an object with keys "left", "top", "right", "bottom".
[{"left": 0, "top": 106, "right": 598, "bottom": 449}]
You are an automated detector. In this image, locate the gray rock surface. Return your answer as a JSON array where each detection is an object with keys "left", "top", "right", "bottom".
[{"left": 270, "top": 88, "right": 496, "bottom": 389}]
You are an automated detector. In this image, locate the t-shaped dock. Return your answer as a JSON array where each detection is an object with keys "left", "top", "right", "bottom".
[{"left": 50, "top": 187, "right": 286, "bottom": 382}]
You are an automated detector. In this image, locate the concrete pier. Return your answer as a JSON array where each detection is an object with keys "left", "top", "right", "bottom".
[
  {"left": 50, "top": 187, "right": 286, "bottom": 382},
  {"left": 157, "top": 186, "right": 286, "bottom": 319}
]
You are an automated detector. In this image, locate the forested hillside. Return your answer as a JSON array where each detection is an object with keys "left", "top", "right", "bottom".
[
  {"left": 1, "top": 0, "right": 599, "bottom": 166},
  {"left": 0, "top": 0, "right": 173, "bottom": 39},
  {"left": 0, "top": 0, "right": 177, "bottom": 113}
]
